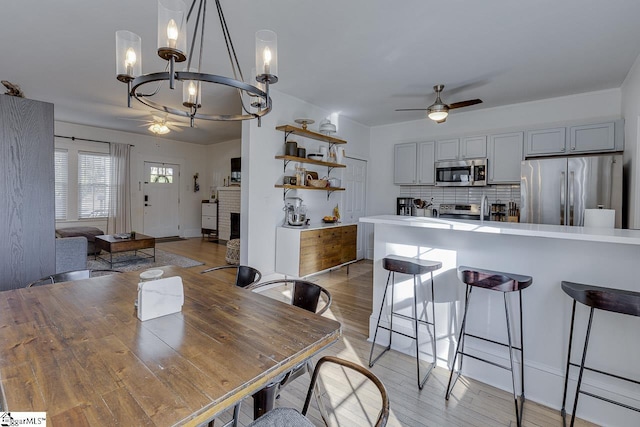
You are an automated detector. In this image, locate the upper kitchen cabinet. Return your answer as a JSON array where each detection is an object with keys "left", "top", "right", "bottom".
[
  {"left": 417, "top": 141, "right": 436, "bottom": 185},
  {"left": 525, "top": 127, "right": 566, "bottom": 156},
  {"left": 488, "top": 132, "right": 524, "bottom": 184},
  {"left": 569, "top": 121, "right": 622, "bottom": 153},
  {"left": 393, "top": 141, "right": 435, "bottom": 185},
  {"left": 394, "top": 142, "right": 417, "bottom": 184},
  {"left": 525, "top": 120, "right": 623, "bottom": 157},
  {"left": 435, "top": 136, "right": 486, "bottom": 161}
]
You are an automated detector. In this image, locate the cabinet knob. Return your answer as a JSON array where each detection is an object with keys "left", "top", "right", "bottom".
[
  {"left": 571, "top": 146, "right": 576, "bottom": 151},
  {"left": 561, "top": 148, "right": 566, "bottom": 152}
]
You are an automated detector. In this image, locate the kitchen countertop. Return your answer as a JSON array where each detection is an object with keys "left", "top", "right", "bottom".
[
  {"left": 360, "top": 214, "right": 640, "bottom": 245},
  {"left": 280, "top": 222, "right": 352, "bottom": 231}
]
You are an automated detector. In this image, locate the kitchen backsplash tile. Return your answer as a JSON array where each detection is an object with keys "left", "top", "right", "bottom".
[{"left": 400, "top": 185, "right": 520, "bottom": 208}]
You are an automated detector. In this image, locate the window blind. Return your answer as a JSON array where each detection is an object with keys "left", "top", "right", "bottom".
[
  {"left": 78, "top": 152, "right": 111, "bottom": 219},
  {"left": 54, "top": 149, "right": 68, "bottom": 220}
]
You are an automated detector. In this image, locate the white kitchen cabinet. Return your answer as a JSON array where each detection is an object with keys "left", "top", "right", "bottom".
[
  {"left": 488, "top": 132, "right": 524, "bottom": 184},
  {"left": 525, "top": 127, "right": 566, "bottom": 156},
  {"left": 526, "top": 120, "right": 623, "bottom": 157},
  {"left": 436, "top": 136, "right": 486, "bottom": 161},
  {"left": 461, "top": 136, "right": 487, "bottom": 159},
  {"left": 435, "top": 138, "right": 460, "bottom": 161},
  {"left": 394, "top": 141, "right": 435, "bottom": 185},
  {"left": 569, "top": 122, "right": 617, "bottom": 153},
  {"left": 394, "top": 142, "right": 417, "bottom": 184},
  {"left": 417, "top": 141, "right": 436, "bottom": 185}
]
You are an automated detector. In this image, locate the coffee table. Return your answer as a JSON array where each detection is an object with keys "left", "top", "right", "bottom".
[{"left": 94, "top": 233, "right": 156, "bottom": 268}]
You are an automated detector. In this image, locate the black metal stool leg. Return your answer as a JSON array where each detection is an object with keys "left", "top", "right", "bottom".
[
  {"left": 431, "top": 271, "right": 437, "bottom": 369},
  {"left": 561, "top": 300, "right": 577, "bottom": 423},
  {"left": 504, "top": 292, "right": 522, "bottom": 427},
  {"left": 570, "top": 307, "right": 595, "bottom": 427},
  {"left": 458, "top": 285, "right": 472, "bottom": 375},
  {"left": 413, "top": 272, "right": 433, "bottom": 389},
  {"left": 446, "top": 285, "right": 473, "bottom": 400},
  {"left": 369, "top": 271, "right": 393, "bottom": 368},
  {"left": 519, "top": 289, "right": 525, "bottom": 403}
]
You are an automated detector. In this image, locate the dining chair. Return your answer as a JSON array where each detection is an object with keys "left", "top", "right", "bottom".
[
  {"left": 26, "top": 269, "right": 122, "bottom": 287},
  {"left": 200, "top": 265, "right": 262, "bottom": 288},
  {"left": 246, "top": 279, "right": 332, "bottom": 420},
  {"left": 247, "top": 356, "right": 390, "bottom": 427}
]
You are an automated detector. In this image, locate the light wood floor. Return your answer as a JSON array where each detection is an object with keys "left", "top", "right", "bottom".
[{"left": 158, "top": 238, "right": 595, "bottom": 427}]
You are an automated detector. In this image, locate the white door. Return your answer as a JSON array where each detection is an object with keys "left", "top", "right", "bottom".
[
  {"left": 343, "top": 157, "right": 367, "bottom": 260},
  {"left": 143, "top": 162, "right": 180, "bottom": 238}
]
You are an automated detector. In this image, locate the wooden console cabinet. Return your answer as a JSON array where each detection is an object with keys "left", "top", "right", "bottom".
[{"left": 276, "top": 224, "right": 357, "bottom": 277}]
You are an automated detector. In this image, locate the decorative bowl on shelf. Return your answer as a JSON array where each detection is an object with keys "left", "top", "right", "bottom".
[
  {"left": 307, "top": 179, "right": 328, "bottom": 188},
  {"left": 307, "top": 153, "right": 323, "bottom": 160}
]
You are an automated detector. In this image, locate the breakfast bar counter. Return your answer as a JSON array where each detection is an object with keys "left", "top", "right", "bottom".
[{"left": 360, "top": 215, "right": 640, "bottom": 427}]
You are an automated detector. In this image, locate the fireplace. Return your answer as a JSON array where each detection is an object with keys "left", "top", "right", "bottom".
[{"left": 230, "top": 213, "right": 240, "bottom": 240}]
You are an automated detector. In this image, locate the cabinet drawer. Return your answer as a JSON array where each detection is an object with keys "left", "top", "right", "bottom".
[
  {"left": 202, "top": 203, "right": 217, "bottom": 215},
  {"left": 202, "top": 216, "right": 217, "bottom": 229}
]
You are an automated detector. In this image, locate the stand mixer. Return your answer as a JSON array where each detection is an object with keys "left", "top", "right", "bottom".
[{"left": 284, "top": 197, "right": 307, "bottom": 226}]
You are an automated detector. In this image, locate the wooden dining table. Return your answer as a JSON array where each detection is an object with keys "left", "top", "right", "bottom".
[{"left": 0, "top": 266, "right": 342, "bottom": 426}]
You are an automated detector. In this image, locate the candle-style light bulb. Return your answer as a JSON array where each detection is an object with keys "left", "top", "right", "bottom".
[
  {"left": 167, "top": 19, "right": 178, "bottom": 49},
  {"left": 124, "top": 47, "right": 137, "bottom": 76},
  {"left": 188, "top": 82, "right": 197, "bottom": 104},
  {"left": 263, "top": 47, "right": 271, "bottom": 75}
]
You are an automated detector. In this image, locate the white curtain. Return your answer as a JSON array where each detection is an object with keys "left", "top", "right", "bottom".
[{"left": 107, "top": 142, "right": 132, "bottom": 234}]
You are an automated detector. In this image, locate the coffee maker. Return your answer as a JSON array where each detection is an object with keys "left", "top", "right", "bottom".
[
  {"left": 397, "top": 197, "right": 415, "bottom": 216},
  {"left": 284, "top": 197, "right": 307, "bottom": 226}
]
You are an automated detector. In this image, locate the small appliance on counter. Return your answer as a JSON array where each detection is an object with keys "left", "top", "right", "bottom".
[
  {"left": 397, "top": 197, "right": 414, "bottom": 216},
  {"left": 284, "top": 197, "right": 307, "bottom": 226}
]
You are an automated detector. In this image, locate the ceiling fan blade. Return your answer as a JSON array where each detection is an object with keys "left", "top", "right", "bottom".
[
  {"left": 166, "top": 124, "right": 184, "bottom": 132},
  {"left": 395, "top": 108, "right": 429, "bottom": 112},
  {"left": 447, "top": 99, "right": 483, "bottom": 110}
]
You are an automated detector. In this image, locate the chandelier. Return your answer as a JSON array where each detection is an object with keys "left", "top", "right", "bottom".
[{"left": 115, "top": 0, "right": 278, "bottom": 127}]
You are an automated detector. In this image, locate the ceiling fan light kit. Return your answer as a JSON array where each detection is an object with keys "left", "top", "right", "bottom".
[
  {"left": 115, "top": 0, "right": 278, "bottom": 127},
  {"left": 148, "top": 123, "right": 171, "bottom": 134},
  {"left": 396, "top": 84, "right": 482, "bottom": 124}
]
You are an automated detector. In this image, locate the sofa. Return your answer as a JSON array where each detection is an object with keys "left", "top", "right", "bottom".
[
  {"left": 56, "top": 226, "right": 104, "bottom": 255},
  {"left": 55, "top": 236, "right": 88, "bottom": 273}
]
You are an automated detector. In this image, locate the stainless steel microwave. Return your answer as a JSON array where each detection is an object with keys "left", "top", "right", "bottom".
[{"left": 435, "top": 158, "right": 487, "bottom": 186}]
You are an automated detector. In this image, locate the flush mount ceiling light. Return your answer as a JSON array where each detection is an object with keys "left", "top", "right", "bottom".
[{"left": 116, "top": 0, "right": 278, "bottom": 127}]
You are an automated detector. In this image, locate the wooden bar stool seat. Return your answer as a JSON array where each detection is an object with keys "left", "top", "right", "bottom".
[
  {"left": 369, "top": 254, "right": 442, "bottom": 389},
  {"left": 560, "top": 281, "right": 640, "bottom": 426},
  {"left": 446, "top": 266, "right": 533, "bottom": 427}
]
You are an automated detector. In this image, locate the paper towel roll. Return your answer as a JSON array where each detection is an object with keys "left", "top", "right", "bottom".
[{"left": 584, "top": 209, "right": 615, "bottom": 228}]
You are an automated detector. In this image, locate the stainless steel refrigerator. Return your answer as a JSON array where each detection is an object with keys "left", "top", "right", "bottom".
[{"left": 520, "top": 155, "right": 623, "bottom": 227}]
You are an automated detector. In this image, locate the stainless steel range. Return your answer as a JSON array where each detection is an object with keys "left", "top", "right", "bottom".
[{"left": 438, "top": 203, "right": 488, "bottom": 221}]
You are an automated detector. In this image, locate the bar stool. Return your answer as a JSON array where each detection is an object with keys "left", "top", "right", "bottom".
[
  {"left": 560, "top": 281, "right": 640, "bottom": 427},
  {"left": 368, "top": 254, "right": 441, "bottom": 389},
  {"left": 446, "top": 266, "right": 533, "bottom": 427}
]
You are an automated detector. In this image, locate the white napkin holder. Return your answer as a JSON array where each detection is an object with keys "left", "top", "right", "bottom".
[{"left": 137, "top": 276, "right": 184, "bottom": 321}]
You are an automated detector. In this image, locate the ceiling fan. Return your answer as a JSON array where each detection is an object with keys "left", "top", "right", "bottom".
[
  {"left": 396, "top": 84, "right": 483, "bottom": 123},
  {"left": 122, "top": 112, "right": 191, "bottom": 135}
]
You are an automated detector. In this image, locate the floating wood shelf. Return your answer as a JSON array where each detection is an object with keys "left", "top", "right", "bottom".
[
  {"left": 275, "top": 125, "right": 347, "bottom": 144},
  {"left": 275, "top": 184, "right": 345, "bottom": 192},
  {"left": 275, "top": 155, "right": 346, "bottom": 168}
]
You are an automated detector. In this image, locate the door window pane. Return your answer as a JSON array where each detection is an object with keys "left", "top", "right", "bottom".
[{"left": 149, "top": 166, "right": 174, "bottom": 183}]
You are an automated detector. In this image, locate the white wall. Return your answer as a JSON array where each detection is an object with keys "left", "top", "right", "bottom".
[
  {"left": 369, "top": 89, "right": 622, "bottom": 218},
  {"left": 207, "top": 138, "right": 241, "bottom": 194},
  {"left": 241, "top": 89, "right": 370, "bottom": 274},
  {"left": 55, "top": 121, "right": 212, "bottom": 238},
  {"left": 622, "top": 53, "right": 640, "bottom": 229}
]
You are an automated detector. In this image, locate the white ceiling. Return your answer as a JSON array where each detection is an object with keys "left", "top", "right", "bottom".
[{"left": 4, "top": 0, "right": 640, "bottom": 145}]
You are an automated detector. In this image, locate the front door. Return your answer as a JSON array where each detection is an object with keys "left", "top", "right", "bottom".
[
  {"left": 143, "top": 162, "right": 180, "bottom": 238},
  {"left": 343, "top": 157, "right": 367, "bottom": 260}
]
